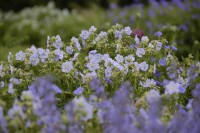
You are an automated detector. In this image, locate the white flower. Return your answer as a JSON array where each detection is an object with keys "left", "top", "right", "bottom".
[
  {"left": 141, "top": 36, "right": 149, "bottom": 43},
  {"left": 114, "top": 30, "right": 122, "bottom": 39},
  {"left": 53, "top": 35, "right": 62, "bottom": 49},
  {"left": 66, "top": 46, "right": 74, "bottom": 55},
  {"left": 0, "top": 81, "right": 4, "bottom": 89},
  {"left": 61, "top": 61, "right": 73, "bottom": 73},
  {"left": 73, "top": 96, "right": 93, "bottom": 121},
  {"left": 139, "top": 61, "right": 149, "bottom": 71},
  {"left": 80, "top": 30, "right": 90, "bottom": 40},
  {"left": 16, "top": 51, "right": 26, "bottom": 61},
  {"left": 165, "top": 81, "right": 181, "bottom": 95},
  {"left": 156, "top": 41, "right": 162, "bottom": 51},
  {"left": 71, "top": 37, "right": 81, "bottom": 51},
  {"left": 136, "top": 48, "right": 145, "bottom": 58},
  {"left": 124, "top": 54, "right": 135, "bottom": 65},
  {"left": 115, "top": 54, "right": 124, "bottom": 63},
  {"left": 124, "top": 26, "right": 132, "bottom": 35}
]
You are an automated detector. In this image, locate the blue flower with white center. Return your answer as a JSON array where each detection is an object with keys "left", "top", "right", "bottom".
[
  {"left": 159, "top": 59, "right": 166, "bottom": 66},
  {"left": 156, "top": 41, "right": 163, "bottom": 51},
  {"left": 71, "top": 37, "right": 81, "bottom": 51},
  {"left": 136, "top": 48, "right": 145, "bottom": 58},
  {"left": 16, "top": 51, "right": 26, "bottom": 61},
  {"left": 86, "top": 60, "right": 100, "bottom": 71},
  {"left": 66, "top": 46, "right": 74, "bottom": 55},
  {"left": 61, "top": 61, "right": 73, "bottom": 73},
  {"left": 124, "top": 54, "right": 135, "bottom": 65},
  {"left": 124, "top": 26, "right": 132, "bottom": 35},
  {"left": 165, "top": 81, "right": 181, "bottom": 95},
  {"left": 114, "top": 30, "right": 122, "bottom": 39},
  {"left": 154, "top": 31, "right": 162, "bottom": 37},
  {"left": 74, "top": 87, "right": 84, "bottom": 95},
  {"left": 115, "top": 54, "right": 124, "bottom": 63},
  {"left": 53, "top": 35, "right": 62, "bottom": 49},
  {"left": 139, "top": 61, "right": 149, "bottom": 71},
  {"left": 80, "top": 30, "right": 90, "bottom": 40},
  {"left": 29, "top": 52, "right": 39, "bottom": 66},
  {"left": 141, "top": 36, "right": 149, "bottom": 43},
  {"left": 54, "top": 49, "right": 64, "bottom": 61}
]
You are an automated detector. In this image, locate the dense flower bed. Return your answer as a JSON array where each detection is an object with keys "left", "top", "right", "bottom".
[{"left": 0, "top": 24, "right": 200, "bottom": 132}]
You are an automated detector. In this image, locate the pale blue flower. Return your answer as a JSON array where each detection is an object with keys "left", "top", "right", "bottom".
[
  {"left": 8, "top": 104, "right": 25, "bottom": 120},
  {"left": 114, "top": 30, "right": 122, "bottom": 39},
  {"left": 61, "top": 61, "right": 73, "bottom": 73},
  {"left": 134, "top": 36, "right": 140, "bottom": 44},
  {"left": 53, "top": 35, "right": 62, "bottom": 49},
  {"left": 139, "top": 61, "right": 149, "bottom": 71},
  {"left": 86, "top": 60, "right": 100, "bottom": 71},
  {"left": 124, "top": 54, "right": 135, "bottom": 65},
  {"left": 159, "top": 59, "right": 166, "bottom": 66},
  {"left": 71, "top": 37, "right": 81, "bottom": 51},
  {"left": 124, "top": 26, "right": 132, "bottom": 35},
  {"left": 80, "top": 30, "right": 90, "bottom": 40},
  {"left": 66, "top": 46, "right": 74, "bottom": 55},
  {"left": 136, "top": 48, "right": 145, "bottom": 58},
  {"left": 115, "top": 54, "right": 124, "bottom": 63},
  {"left": 0, "top": 64, "right": 5, "bottom": 77},
  {"left": 38, "top": 48, "right": 49, "bottom": 62},
  {"left": 156, "top": 41, "right": 163, "bottom": 51},
  {"left": 29, "top": 52, "right": 39, "bottom": 66},
  {"left": 0, "top": 81, "right": 4, "bottom": 89},
  {"left": 105, "top": 66, "right": 113, "bottom": 78},
  {"left": 8, "top": 83, "right": 14, "bottom": 94},
  {"left": 16, "top": 51, "right": 26, "bottom": 61},
  {"left": 165, "top": 81, "right": 181, "bottom": 95},
  {"left": 141, "top": 79, "right": 156, "bottom": 88},
  {"left": 54, "top": 49, "right": 64, "bottom": 61},
  {"left": 146, "top": 89, "right": 160, "bottom": 103}
]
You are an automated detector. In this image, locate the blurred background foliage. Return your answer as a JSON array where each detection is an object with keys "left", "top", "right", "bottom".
[{"left": 0, "top": 0, "right": 200, "bottom": 61}]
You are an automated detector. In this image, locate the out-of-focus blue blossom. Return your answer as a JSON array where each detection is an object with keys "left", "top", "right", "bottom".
[
  {"left": 171, "top": 45, "right": 178, "bottom": 51},
  {"left": 115, "top": 54, "right": 124, "bottom": 63},
  {"left": 156, "top": 41, "right": 162, "bottom": 51},
  {"left": 165, "top": 81, "right": 181, "bottom": 95},
  {"left": 0, "top": 106, "right": 8, "bottom": 133},
  {"left": 124, "top": 54, "right": 135, "bottom": 65},
  {"left": 90, "top": 78, "right": 104, "bottom": 95},
  {"left": 141, "top": 36, "right": 149, "bottom": 43},
  {"left": 95, "top": 31, "right": 107, "bottom": 42},
  {"left": 74, "top": 87, "right": 84, "bottom": 95},
  {"left": 0, "top": 81, "right": 4, "bottom": 89},
  {"left": 159, "top": 59, "right": 166, "bottom": 66},
  {"left": 154, "top": 31, "right": 162, "bottom": 37},
  {"left": 164, "top": 45, "right": 170, "bottom": 49},
  {"left": 29, "top": 52, "right": 39, "bottom": 66},
  {"left": 114, "top": 30, "right": 122, "bottom": 39}
]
